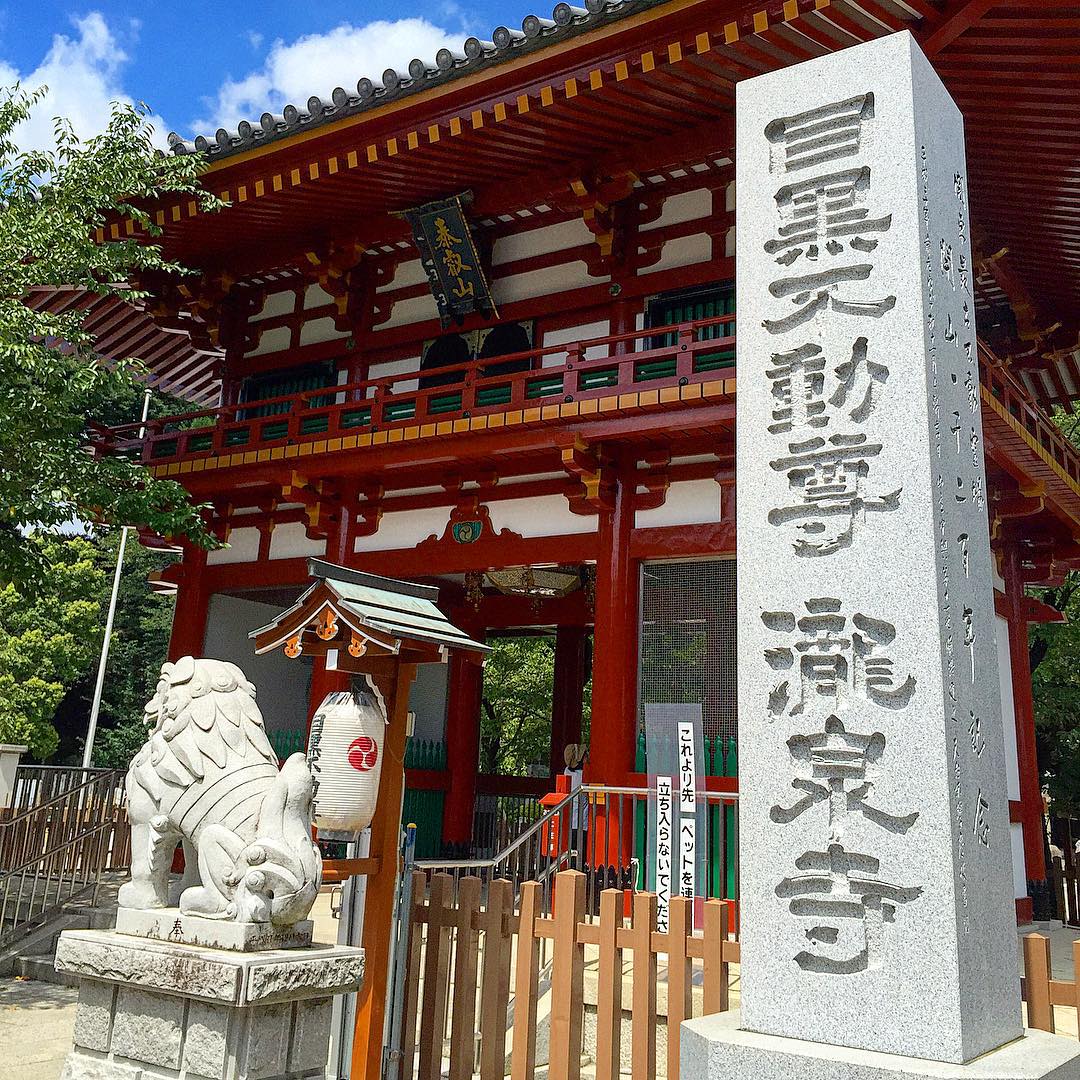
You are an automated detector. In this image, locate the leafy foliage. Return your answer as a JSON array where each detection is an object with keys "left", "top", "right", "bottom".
[
  {"left": 1030, "top": 408, "right": 1080, "bottom": 815},
  {"left": 1031, "top": 573, "right": 1080, "bottom": 816},
  {"left": 479, "top": 635, "right": 592, "bottom": 776},
  {"left": 0, "top": 535, "right": 104, "bottom": 756},
  {"left": 0, "top": 85, "right": 221, "bottom": 591},
  {"left": 0, "top": 525, "right": 174, "bottom": 763}
]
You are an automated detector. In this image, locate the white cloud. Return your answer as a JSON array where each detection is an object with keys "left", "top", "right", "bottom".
[
  {"left": 191, "top": 18, "right": 463, "bottom": 137},
  {"left": 0, "top": 12, "right": 170, "bottom": 152}
]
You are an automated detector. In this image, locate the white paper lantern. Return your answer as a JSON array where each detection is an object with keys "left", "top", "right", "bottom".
[{"left": 307, "top": 687, "right": 386, "bottom": 839}]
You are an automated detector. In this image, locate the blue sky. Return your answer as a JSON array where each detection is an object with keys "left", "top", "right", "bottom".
[{"left": 0, "top": 0, "right": 538, "bottom": 149}]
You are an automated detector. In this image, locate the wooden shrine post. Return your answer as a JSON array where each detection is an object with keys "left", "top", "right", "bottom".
[
  {"left": 351, "top": 657, "right": 415, "bottom": 1080},
  {"left": 248, "top": 558, "right": 487, "bottom": 1080}
]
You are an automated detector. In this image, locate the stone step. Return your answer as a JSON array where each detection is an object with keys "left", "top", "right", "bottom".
[{"left": 14, "top": 952, "right": 79, "bottom": 987}]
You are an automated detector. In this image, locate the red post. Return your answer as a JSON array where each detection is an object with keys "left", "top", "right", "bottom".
[
  {"left": 550, "top": 624, "right": 588, "bottom": 778},
  {"left": 1002, "top": 534, "right": 1047, "bottom": 884},
  {"left": 167, "top": 543, "right": 209, "bottom": 661},
  {"left": 589, "top": 457, "right": 638, "bottom": 870},
  {"left": 442, "top": 630, "right": 485, "bottom": 849},
  {"left": 589, "top": 456, "right": 638, "bottom": 784}
]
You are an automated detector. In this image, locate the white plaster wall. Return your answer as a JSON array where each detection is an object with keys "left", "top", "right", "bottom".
[
  {"left": 253, "top": 290, "right": 295, "bottom": 321},
  {"left": 639, "top": 188, "right": 713, "bottom": 232},
  {"left": 203, "top": 593, "right": 311, "bottom": 739},
  {"left": 378, "top": 258, "right": 429, "bottom": 292},
  {"left": 380, "top": 293, "right": 439, "bottom": 330},
  {"left": 541, "top": 320, "right": 610, "bottom": 367},
  {"left": 299, "top": 317, "right": 350, "bottom": 346},
  {"left": 635, "top": 479, "right": 722, "bottom": 529},
  {"left": 639, "top": 233, "right": 713, "bottom": 275},
  {"left": 248, "top": 326, "right": 291, "bottom": 356},
  {"left": 1010, "top": 821, "right": 1027, "bottom": 899},
  {"left": 367, "top": 355, "right": 422, "bottom": 393},
  {"left": 997, "top": 613, "right": 1022, "bottom": 802},
  {"left": 208, "top": 527, "right": 260, "bottom": 565},
  {"left": 492, "top": 218, "right": 593, "bottom": 265},
  {"left": 304, "top": 284, "right": 335, "bottom": 309},
  {"left": 488, "top": 494, "right": 598, "bottom": 538},
  {"left": 493, "top": 262, "right": 603, "bottom": 306},
  {"left": 409, "top": 662, "right": 449, "bottom": 743},
  {"left": 269, "top": 521, "right": 326, "bottom": 561},
  {"left": 354, "top": 506, "right": 452, "bottom": 553}
]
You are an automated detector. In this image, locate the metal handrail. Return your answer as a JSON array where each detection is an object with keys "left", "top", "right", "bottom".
[
  {"left": 416, "top": 790, "right": 575, "bottom": 873},
  {"left": 0, "top": 816, "right": 118, "bottom": 880},
  {"left": 0, "top": 768, "right": 129, "bottom": 948},
  {"left": 4, "top": 768, "right": 124, "bottom": 826}
]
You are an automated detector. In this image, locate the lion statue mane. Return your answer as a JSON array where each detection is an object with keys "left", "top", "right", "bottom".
[{"left": 118, "top": 656, "right": 321, "bottom": 926}]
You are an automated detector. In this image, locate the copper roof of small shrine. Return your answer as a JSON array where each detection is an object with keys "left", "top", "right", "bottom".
[
  {"left": 250, "top": 558, "right": 489, "bottom": 656},
  {"left": 168, "top": 0, "right": 661, "bottom": 160}
]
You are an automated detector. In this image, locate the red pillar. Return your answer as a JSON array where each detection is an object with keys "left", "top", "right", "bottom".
[
  {"left": 588, "top": 457, "right": 638, "bottom": 870},
  {"left": 441, "top": 630, "right": 485, "bottom": 850},
  {"left": 589, "top": 457, "right": 638, "bottom": 785},
  {"left": 1002, "top": 534, "right": 1047, "bottom": 884},
  {"left": 550, "top": 624, "right": 588, "bottom": 778},
  {"left": 167, "top": 543, "right": 209, "bottom": 661}
]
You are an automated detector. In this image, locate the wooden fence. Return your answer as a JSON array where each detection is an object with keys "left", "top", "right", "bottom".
[
  {"left": 1022, "top": 933, "right": 1080, "bottom": 1034},
  {"left": 397, "top": 868, "right": 738, "bottom": 1080}
]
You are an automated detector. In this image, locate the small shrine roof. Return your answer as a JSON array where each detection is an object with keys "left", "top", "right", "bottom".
[
  {"left": 250, "top": 558, "right": 488, "bottom": 656},
  {"left": 167, "top": 0, "right": 661, "bottom": 161}
]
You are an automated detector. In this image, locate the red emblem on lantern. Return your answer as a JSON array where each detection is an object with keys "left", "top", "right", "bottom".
[{"left": 348, "top": 736, "right": 379, "bottom": 772}]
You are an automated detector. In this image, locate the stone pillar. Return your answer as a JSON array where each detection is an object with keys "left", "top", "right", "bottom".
[
  {"left": 54, "top": 930, "right": 364, "bottom": 1080},
  {"left": 0, "top": 744, "right": 26, "bottom": 809},
  {"left": 684, "top": 30, "right": 1080, "bottom": 1080}
]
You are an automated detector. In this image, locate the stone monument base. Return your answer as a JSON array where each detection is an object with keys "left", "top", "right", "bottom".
[
  {"left": 54, "top": 929, "right": 365, "bottom": 1080},
  {"left": 683, "top": 1009, "right": 1080, "bottom": 1080},
  {"left": 115, "top": 907, "right": 314, "bottom": 951}
]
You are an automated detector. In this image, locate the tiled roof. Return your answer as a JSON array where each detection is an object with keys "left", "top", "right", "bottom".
[{"left": 169, "top": 0, "right": 662, "bottom": 160}]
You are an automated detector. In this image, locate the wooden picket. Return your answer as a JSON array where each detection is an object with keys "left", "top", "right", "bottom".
[
  {"left": 399, "top": 890, "right": 1080, "bottom": 1080},
  {"left": 397, "top": 868, "right": 738, "bottom": 1080}
]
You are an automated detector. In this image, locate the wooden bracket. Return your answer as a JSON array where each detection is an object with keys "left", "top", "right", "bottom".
[{"left": 560, "top": 437, "right": 614, "bottom": 514}]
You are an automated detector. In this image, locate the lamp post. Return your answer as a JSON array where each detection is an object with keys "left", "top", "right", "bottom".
[{"left": 81, "top": 389, "right": 151, "bottom": 769}]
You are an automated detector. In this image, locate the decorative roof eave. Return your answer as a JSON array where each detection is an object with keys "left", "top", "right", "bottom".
[
  {"left": 249, "top": 558, "right": 488, "bottom": 666},
  {"left": 169, "top": 0, "right": 669, "bottom": 164}
]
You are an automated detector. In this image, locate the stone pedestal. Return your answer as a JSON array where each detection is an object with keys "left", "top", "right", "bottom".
[
  {"left": 684, "top": 1011, "right": 1080, "bottom": 1080},
  {"left": 115, "top": 908, "right": 314, "bottom": 951},
  {"left": 54, "top": 929, "right": 364, "bottom": 1080},
  {"left": 0, "top": 743, "right": 27, "bottom": 809}
]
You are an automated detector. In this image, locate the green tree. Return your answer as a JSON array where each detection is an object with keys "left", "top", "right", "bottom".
[
  {"left": 0, "top": 535, "right": 104, "bottom": 756},
  {"left": 1030, "top": 409, "right": 1080, "bottom": 815},
  {"left": 480, "top": 637, "right": 556, "bottom": 776},
  {"left": 1, "top": 86, "right": 221, "bottom": 592},
  {"left": 479, "top": 635, "right": 592, "bottom": 776}
]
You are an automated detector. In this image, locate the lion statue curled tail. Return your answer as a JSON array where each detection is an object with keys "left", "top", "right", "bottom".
[{"left": 118, "top": 657, "right": 321, "bottom": 925}]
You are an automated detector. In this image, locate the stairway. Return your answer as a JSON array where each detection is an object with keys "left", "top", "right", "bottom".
[{"left": 1, "top": 877, "right": 122, "bottom": 986}]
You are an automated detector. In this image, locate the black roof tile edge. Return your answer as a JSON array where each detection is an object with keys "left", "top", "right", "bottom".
[{"left": 168, "top": 0, "right": 666, "bottom": 160}]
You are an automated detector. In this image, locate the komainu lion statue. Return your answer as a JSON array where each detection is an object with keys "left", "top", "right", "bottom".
[{"left": 118, "top": 656, "right": 321, "bottom": 925}]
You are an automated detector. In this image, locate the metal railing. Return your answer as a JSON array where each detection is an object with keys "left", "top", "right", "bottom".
[
  {"left": 470, "top": 792, "right": 546, "bottom": 860},
  {"left": 0, "top": 767, "right": 129, "bottom": 949},
  {"left": 7, "top": 765, "right": 123, "bottom": 816},
  {"left": 417, "top": 784, "right": 739, "bottom": 920}
]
